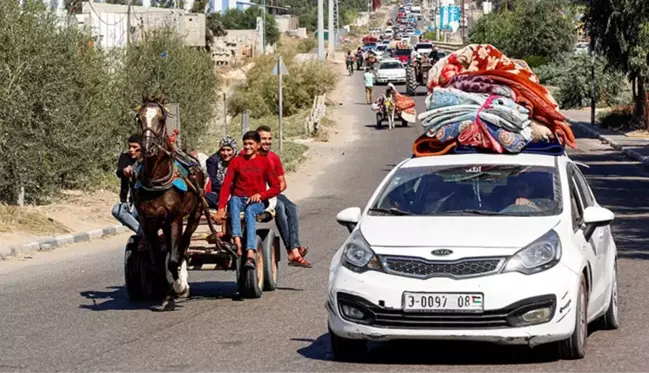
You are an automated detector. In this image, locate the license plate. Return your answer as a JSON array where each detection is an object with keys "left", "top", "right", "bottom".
[{"left": 402, "top": 292, "right": 484, "bottom": 313}]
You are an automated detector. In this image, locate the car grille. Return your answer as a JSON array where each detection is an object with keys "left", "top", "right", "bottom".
[
  {"left": 381, "top": 256, "right": 504, "bottom": 279},
  {"left": 336, "top": 293, "right": 557, "bottom": 329}
]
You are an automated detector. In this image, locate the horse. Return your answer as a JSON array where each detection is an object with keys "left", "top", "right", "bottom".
[{"left": 132, "top": 92, "right": 207, "bottom": 311}]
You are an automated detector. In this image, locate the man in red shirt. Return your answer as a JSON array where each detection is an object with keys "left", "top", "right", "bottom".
[
  {"left": 256, "top": 125, "right": 311, "bottom": 268},
  {"left": 216, "top": 131, "right": 281, "bottom": 269}
]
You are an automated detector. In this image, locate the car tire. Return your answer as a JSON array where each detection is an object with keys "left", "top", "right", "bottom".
[
  {"left": 329, "top": 325, "right": 367, "bottom": 362},
  {"left": 599, "top": 261, "right": 620, "bottom": 330},
  {"left": 558, "top": 275, "right": 588, "bottom": 360}
]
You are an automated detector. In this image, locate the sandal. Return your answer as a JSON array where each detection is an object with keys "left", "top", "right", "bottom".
[
  {"left": 244, "top": 257, "right": 256, "bottom": 270},
  {"left": 298, "top": 246, "right": 309, "bottom": 258},
  {"left": 288, "top": 254, "right": 312, "bottom": 268}
]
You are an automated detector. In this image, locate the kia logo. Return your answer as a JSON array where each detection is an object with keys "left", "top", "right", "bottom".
[{"left": 431, "top": 249, "right": 453, "bottom": 256}]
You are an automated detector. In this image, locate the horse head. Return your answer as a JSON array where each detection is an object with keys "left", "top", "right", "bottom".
[{"left": 135, "top": 91, "right": 171, "bottom": 158}]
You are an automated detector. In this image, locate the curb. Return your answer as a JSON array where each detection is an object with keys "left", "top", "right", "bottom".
[
  {"left": 570, "top": 120, "right": 649, "bottom": 168},
  {"left": 0, "top": 224, "right": 130, "bottom": 260}
]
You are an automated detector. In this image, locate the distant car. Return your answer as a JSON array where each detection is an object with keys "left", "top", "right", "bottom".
[
  {"left": 328, "top": 151, "right": 620, "bottom": 361},
  {"left": 574, "top": 42, "right": 589, "bottom": 55},
  {"left": 374, "top": 58, "right": 407, "bottom": 84}
]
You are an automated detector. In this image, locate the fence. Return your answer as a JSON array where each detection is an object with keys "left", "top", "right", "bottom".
[{"left": 305, "top": 94, "right": 326, "bottom": 135}]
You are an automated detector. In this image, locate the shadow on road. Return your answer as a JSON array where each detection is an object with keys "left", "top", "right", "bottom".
[
  {"left": 79, "top": 281, "right": 240, "bottom": 311},
  {"left": 570, "top": 132, "right": 649, "bottom": 259},
  {"left": 294, "top": 334, "right": 559, "bottom": 365}
]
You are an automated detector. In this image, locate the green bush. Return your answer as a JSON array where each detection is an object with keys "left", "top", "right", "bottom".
[
  {"left": 597, "top": 105, "right": 638, "bottom": 130},
  {"left": 422, "top": 31, "right": 436, "bottom": 41},
  {"left": 523, "top": 55, "right": 550, "bottom": 69},
  {"left": 536, "top": 54, "right": 629, "bottom": 109},
  {"left": 468, "top": 0, "right": 575, "bottom": 60},
  {"left": 227, "top": 53, "right": 337, "bottom": 119},
  {"left": 0, "top": 2, "right": 218, "bottom": 204}
]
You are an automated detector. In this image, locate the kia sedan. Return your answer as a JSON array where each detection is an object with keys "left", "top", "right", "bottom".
[{"left": 327, "top": 151, "right": 619, "bottom": 361}]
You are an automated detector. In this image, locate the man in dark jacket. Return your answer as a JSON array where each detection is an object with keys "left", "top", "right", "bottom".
[{"left": 111, "top": 134, "right": 142, "bottom": 233}]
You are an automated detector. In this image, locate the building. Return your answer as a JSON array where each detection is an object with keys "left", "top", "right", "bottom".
[{"left": 77, "top": 1, "right": 205, "bottom": 49}]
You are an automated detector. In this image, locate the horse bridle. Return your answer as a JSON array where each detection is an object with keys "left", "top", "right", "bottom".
[{"left": 136, "top": 101, "right": 169, "bottom": 157}]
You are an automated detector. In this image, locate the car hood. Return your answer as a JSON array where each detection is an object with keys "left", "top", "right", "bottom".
[{"left": 359, "top": 215, "right": 560, "bottom": 249}]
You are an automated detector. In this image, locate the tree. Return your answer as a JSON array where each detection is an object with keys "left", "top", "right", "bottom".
[
  {"left": 582, "top": 0, "right": 649, "bottom": 129},
  {"left": 468, "top": 0, "right": 576, "bottom": 61}
]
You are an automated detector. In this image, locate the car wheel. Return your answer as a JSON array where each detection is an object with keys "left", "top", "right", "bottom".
[
  {"left": 558, "top": 275, "right": 588, "bottom": 360},
  {"left": 329, "top": 325, "right": 367, "bottom": 362},
  {"left": 599, "top": 261, "right": 620, "bottom": 330}
]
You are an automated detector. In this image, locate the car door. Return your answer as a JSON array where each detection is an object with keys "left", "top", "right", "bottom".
[
  {"left": 567, "top": 164, "right": 606, "bottom": 310},
  {"left": 570, "top": 164, "right": 611, "bottom": 306}
]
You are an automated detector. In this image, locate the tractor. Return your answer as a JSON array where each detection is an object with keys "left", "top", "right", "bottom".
[{"left": 405, "top": 54, "right": 434, "bottom": 96}]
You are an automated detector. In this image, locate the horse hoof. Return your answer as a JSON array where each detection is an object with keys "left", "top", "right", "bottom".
[
  {"left": 159, "top": 299, "right": 175, "bottom": 311},
  {"left": 177, "top": 286, "right": 190, "bottom": 298}
]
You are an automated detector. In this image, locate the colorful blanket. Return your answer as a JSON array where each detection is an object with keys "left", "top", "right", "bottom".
[{"left": 412, "top": 44, "right": 576, "bottom": 156}]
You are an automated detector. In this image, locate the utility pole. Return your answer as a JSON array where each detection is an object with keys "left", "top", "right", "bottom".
[
  {"left": 436, "top": 0, "right": 441, "bottom": 41},
  {"left": 262, "top": 0, "right": 266, "bottom": 54},
  {"left": 328, "top": 0, "right": 334, "bottom": 57},
  {"left": 317, "top": 0, "right": 325, "bottom": 61},
  {"left": 460, "top": 0, "right": 465, "bottom": 44},
  {"left": 127, "top": 0, "right": 132, "bottom": 45},
  {"left": 278, "top": 55, "right": 284, "bottom": 152},
  {"left": 589, "top": 1, "right": 596, "bottom": 126}
]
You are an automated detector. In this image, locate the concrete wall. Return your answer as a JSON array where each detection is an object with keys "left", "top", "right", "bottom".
[
  {"left": 79, "top": 2, "right": 205, "bottom": 48},
  {"left": 275, "top": 15, "right": 299, "bottom": 33}
]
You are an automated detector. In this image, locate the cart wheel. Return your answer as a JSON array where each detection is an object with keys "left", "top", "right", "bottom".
[
  {"left": 124, "top": 235, "right": 144, "bottom": 301},
  {"left": 238, "top": 235, "right": 264, "bottom": 299},
  {"left": 124, "top": 236, "right": 167, "bottom": 301},
  {"left": 376, "top": 113, "right": 383, "bottom": 129},
  {"left": 259, "top": 229, "right": 279, "bottom": 291}
]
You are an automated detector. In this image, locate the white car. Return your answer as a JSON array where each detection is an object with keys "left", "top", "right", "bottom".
[
  {"left": 328, "top": 151, "right": 619, "bottom": 361},
  {"left": 375, "top": 59, "right": 407, "bottom": 84},
  {"left": 414, "top": 42, "right": 434, "bottom": 56}
]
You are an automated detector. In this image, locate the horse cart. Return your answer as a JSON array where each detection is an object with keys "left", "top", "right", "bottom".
[{"left": 124, "top": 208, "right": 281, "bottom": 302}]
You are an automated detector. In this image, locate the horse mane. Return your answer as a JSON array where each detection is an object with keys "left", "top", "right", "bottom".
[{"left": 142, "top": 90, "right": 166, "bottom": 105}]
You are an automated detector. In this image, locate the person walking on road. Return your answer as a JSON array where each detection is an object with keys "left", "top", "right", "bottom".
[{"left": 364, "top": 67, "right": 375, "bottom": 105}]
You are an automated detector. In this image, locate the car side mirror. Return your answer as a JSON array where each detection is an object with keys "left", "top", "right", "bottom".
[
  {"left": 582, "top": 206, "right": 615, "bottom": 241},
  {"left": 336, "top": 207, "right": 361, "bottom": 233}
]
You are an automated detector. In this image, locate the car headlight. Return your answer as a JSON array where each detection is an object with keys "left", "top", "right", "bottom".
[
  {"left": 501, "top": 230, "right": 562, "bottom": 275},
  {"left": 341, "top": 230, "right": 383, "bottom": 273}
]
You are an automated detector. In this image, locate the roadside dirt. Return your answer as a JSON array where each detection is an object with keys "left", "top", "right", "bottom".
[{"left": 0, "top": 56, "right": 357, "bottom": 256}]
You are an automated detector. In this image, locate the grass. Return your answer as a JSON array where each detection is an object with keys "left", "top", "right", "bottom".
[{"left": 0, "top": 204, "right": 70, "bottom": 235}]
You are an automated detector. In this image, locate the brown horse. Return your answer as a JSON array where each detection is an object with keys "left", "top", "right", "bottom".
[{"left": 132, "top": 92, "right": 205, "bottom": 311}]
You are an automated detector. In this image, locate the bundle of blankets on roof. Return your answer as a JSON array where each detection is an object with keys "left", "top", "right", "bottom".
[{"left": 413, "top": 44, "right": 576, "bottom": 157}]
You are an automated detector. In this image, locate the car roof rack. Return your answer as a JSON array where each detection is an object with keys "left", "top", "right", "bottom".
[{"left": 412, "top": 140, "right": 566, "bottom": 158}]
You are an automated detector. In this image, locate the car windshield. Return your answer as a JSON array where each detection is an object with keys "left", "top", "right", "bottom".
[
  {"left": 416, "top": 44, "right": 433, "bottom": 50},
  {"left": 394, "top": 49, "right": 412, "bottom": 56},
  {"left": 370, "top": 164, "right": 562, "bottom": 217},
  {"left": 380, "top": 62, "right": 403, "bottom": 69},
  {"left": 377, "top": 45, "right": 387, "bottom": 51}
]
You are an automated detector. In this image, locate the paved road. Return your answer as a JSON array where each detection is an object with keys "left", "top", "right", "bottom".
[{"left": 2, "top": 67, "right": 649, "bottom": 373}]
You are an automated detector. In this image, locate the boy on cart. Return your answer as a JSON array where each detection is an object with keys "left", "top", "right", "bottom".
[{"left": 215, "top": 131, "right": 282, "bottom": 269}]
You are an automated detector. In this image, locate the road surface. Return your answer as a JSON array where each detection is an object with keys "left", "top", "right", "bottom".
[{"left": 2, "top": 64, "right": 649, "bottom": 373}]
